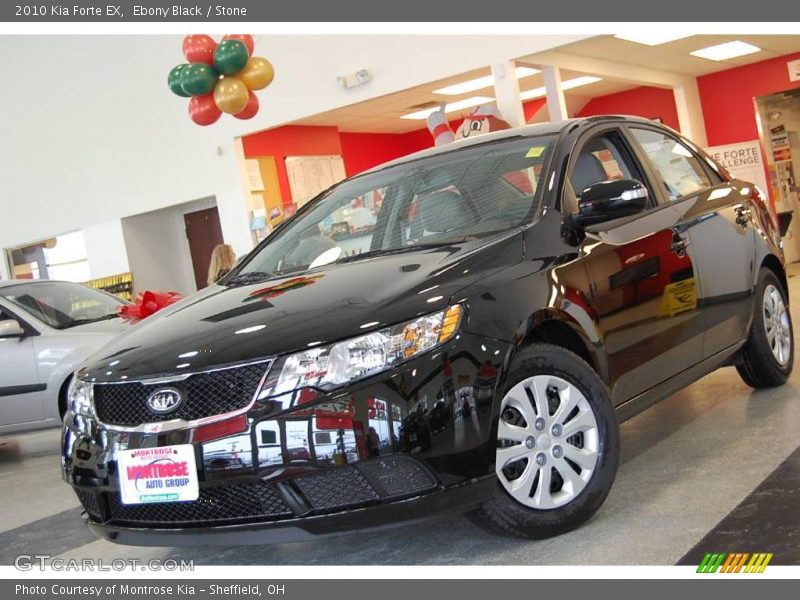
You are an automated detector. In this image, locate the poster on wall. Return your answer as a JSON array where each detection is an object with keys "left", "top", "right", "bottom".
[
  {"left": 788, "top": 58, "right": 800, "bottom": 83},
  {"left": 245, "top": 159, "right": 265, "bottom": 191},
  {"left": 770, "top": 124, "right": 792, "bottom": 162},
  {"left": 286, "top": 155, "right": 347, "bottom": 207},
  {"left": 705, "top": 140, "right": 769, "bottom": 195}
]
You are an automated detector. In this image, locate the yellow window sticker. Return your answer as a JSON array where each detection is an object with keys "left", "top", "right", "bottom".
[{"left": 526, "top": 146, "right": 545, "bottom": 159}]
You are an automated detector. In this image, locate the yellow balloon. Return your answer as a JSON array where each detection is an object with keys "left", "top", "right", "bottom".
[
  {"left": 213, "top": 77, "right": 249, "bottom": 114},
  {"left": 239, "top": 57, "right": 274, "bottom": 91}
]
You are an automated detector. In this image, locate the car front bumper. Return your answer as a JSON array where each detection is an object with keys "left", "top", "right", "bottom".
[{"left": 62, "top": 332, "right": 510, "bottom": 545}]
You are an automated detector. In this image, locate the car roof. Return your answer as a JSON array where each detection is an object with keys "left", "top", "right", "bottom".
[
  {"left": 360, "top": 115, "right": 661, "bottom": 175},
  {"left": 0, "top": 279, "right": 77, "bottom": 290}
]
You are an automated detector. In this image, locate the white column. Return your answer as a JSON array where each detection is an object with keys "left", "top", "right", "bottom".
[
  {"left": 0, "top": 252, "right": 10, "bottom": 280},
  {"left": 542, "top": 66, "right": 569, "bottom": 123},
  {"left": 83, "top": 219, "right": 130, "bottom": 279},
  {"left": 673, "top": 79, "right": 708, "bottom": 147},
  {"left": 491, "top": 60, "right": 525, "bottom": 127},
  {"left": 216, "top": 138, "right": 257, "bottom": 257}
]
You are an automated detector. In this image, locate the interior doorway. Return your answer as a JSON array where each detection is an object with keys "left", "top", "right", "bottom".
[
  {"left": 184, "top": 206, "right": 224, "bottom": 290},
  {"left": 756, "top": 89, "right": 800, "bottom": 263}
]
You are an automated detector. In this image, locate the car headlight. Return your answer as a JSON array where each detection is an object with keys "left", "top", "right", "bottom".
[
  {"left": 263, "top": 305, "right": 463, "bottom": 398},
  {"left": 68, "top": 377, "right": 94, "bottom": 418}
]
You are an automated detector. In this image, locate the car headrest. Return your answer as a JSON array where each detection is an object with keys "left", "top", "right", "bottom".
[
  {"left": 571, "top": 152, "right": 608, "bottom": 196},
  {"left": 416, "top": 189, "right": 473, "bottom": 233}
]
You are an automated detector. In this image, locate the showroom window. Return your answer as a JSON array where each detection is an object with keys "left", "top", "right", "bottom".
[
  {"left": 629, "top": 128, "right": 717, "bottom": 200},
  {"left": 5, "top": 230, "right": 90, "bottom": 282}
]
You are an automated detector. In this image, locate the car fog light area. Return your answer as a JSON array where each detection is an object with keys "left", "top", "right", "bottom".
[
  {"left": 68, "top": 376, "right": 95, "bottom": 418},
  {"left": 264, "top": 305, "right": 462, "bottom": 397}
]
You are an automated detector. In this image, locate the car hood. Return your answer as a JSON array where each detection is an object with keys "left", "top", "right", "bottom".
[
  {"left": 81, "top": 233, "right": 523, "bottom": 381},
  {"left": 65, "top": 317, "right": 130, "bottom": 335}
]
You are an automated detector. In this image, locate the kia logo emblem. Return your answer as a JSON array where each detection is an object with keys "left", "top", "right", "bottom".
[{"left": 146, "top": 387, "right": 184, "bottom": 414}]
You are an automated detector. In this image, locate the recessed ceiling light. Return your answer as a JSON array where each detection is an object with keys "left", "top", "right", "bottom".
[
  {"left": 690, "top": 41, "right": 761, "bottom": 61},
  {"left": 614, "top": 33, "right": 692, "bottom": 46},
  {"left": 400, "top": 96, "right": 495, "bottom": 120},
  {"left": 519, "top": 76, "right": 602, "bottom": 100},
  {"left": 433, "top": 66, "right": 540, "bottom": 96}
]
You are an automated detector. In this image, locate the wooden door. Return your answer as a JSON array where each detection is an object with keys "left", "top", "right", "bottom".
[{"left": 184, "top": 207, "right": 224, "bottom": 290}]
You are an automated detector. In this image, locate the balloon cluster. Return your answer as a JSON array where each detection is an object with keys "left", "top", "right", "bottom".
[{"left": 168, "top": 34, "right": 274, "bottom": 126}]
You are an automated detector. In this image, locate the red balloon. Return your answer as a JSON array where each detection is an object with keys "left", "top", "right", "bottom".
[
  {"left": 234, "top": 90, "right": 259, "bottom": 120},
  {"left": 189, "top": 94, "right": 221, "bottom": 126},
  {"left": 182, "top": 34, "right": 217, "bottom": 66},
  {"left": 223, "top": 34, "right": 255, "bottom": 56}
]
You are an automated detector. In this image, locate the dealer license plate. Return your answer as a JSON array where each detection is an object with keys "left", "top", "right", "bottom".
[{"left": 117, "top": 444, "right": 199, "bottom": 505}]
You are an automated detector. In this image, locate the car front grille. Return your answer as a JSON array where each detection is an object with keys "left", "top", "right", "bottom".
[
  {"left": 75, "top": 456, "right": 441, "bottom": 530},
  {"left": 74, "top": 489, "right": 102, "bottom": 520},
  {"left": 92, "top": 361, "right": 270, "bottom": 427},
  {"left": 295, "top": 466, "right": 380, "bottom": 510},
  {"left": 106, "top": 482, "right": 293, "bottom": 528}
]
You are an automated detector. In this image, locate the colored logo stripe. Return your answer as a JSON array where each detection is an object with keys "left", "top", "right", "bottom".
[{"left": 697, "top": 552, "right": 773, "bottom": 573}]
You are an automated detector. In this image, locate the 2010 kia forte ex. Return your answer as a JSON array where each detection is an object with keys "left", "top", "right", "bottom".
[{"left": 62, "top": 116, "right": 793, "bottom": 545}]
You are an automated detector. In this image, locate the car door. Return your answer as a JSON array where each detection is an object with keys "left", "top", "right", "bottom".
[
  {"left": 627, "top": 126, "right": 756, "bottom": 358},
  {"left": 563, "top": 125, "right": 704, "bottom": 404},
  {"left": 0, "top": 301, "right": 45, "bottom": 428}
]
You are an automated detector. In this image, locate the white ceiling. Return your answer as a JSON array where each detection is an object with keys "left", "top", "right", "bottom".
[
  {"left": 555, "top": 34, "right": 800, "bottom": 76},
  {"left": 294, "top": 34, "right": 800, "bottom": 135}
]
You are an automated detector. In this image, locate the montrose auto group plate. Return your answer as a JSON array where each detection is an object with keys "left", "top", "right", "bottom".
[{"left": 117, "top": 444, "right": 199, "bottom": 504}]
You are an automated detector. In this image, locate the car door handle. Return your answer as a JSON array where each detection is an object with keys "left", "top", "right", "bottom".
[
  {"left": 735, "top": 205, "right": 752, "bottom": 227},
  {"left": 670, "top": 233, "right": 690, "bottom": 257}
]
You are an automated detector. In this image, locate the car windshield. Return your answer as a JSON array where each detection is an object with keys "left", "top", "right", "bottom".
[
  {"left": 233, "top": 135, "right": 556, "bottom": 280},
  {"left": 0, "top": 281, "right": 125, "bottom": 329}
]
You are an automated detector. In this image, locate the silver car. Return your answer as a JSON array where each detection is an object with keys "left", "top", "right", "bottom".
[{"left": 0, "top": 280, "right": 128, "bottom": 433}]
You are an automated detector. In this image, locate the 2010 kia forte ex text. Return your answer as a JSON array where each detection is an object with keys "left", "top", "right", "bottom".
[{"left": 62, "top": 116, "right": 793, "bottom": 545}]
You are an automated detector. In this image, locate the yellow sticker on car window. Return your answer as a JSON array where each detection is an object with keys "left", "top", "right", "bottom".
[{"left": 526, "top": 147, "right": 545, "bottom": 158}]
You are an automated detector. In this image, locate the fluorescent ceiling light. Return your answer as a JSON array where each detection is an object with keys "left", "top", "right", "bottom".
[
  {"left": 400, "top": 96, "right": 495, "bottom": 120},
  {"left": 433, "top": 66, "right": 540, "bottom": 96},
  {"left": 614, "top": 33, "right": 692, "bottom": 46},
  {"left": 690, "top": 41, "right": 760, "bottom": 61},
  {"left": 519, "top": 76, "right": 602, "bottom": 100}
]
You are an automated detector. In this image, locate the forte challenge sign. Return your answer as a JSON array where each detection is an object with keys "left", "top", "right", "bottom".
[{"left": 706, "top": 140, "right": 769, "bottom": 196}]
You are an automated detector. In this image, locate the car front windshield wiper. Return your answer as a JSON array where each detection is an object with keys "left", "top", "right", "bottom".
[
  {"left": 335, "top": 240, "right": 464, "bottom": 264},
  {"left": 223, "top": 271, "right": 274, "bottom": 287},
  {"left": 62, "top": 313, "right": 119, "bottom": 329}
]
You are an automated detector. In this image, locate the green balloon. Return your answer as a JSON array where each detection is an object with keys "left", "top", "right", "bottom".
[
  {"left": 179, "top": 63, "right": 219, "bottom": 97},
  {"left": 214, "top": 39, "right": 249, "bottom": 76},
  {"left": 168, "top": 64, "right": 191, "bottom": 97}
]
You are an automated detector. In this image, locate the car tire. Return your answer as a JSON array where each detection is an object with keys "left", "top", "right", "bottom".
[
  {"left": 736, "top": 267, "right": 794, "bottom": 389},
  {"left": 470, "top": 343, "right": 619, "bottom": 539}
]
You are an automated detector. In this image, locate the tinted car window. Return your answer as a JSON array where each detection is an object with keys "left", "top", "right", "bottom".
[
  {"left": 630, "top": 128, "right": 714, "bottom": 201},
  {"left": 237, "top": 136, "right": 556, "bottom": 278},
  {"left": 570, "top": 132, "right": 639, "bottom": 196},
  {"left": 0, "top": 281, "right": 123, "bottom": 329}
]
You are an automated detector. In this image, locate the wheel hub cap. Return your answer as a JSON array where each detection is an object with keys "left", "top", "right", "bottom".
[
  {"left": 763, "top": 284, "right": 792, "bottom": 366},
  {"left": 495, "top": 374, "right": 600, "bottom": 509}
]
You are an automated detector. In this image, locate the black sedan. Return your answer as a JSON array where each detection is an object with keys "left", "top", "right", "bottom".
[{"left": 62, "top": 116, "right": 792, "bottom": 544}]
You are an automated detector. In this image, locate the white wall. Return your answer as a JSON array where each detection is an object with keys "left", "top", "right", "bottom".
[
  {"left": 0, "top": 34, "right": 588, "bottom": 260},
  {"left": 83, "top": 219, "right": 130, "bottom": 279},
  {"left": 121, "top": 205, "right": 200, "bottom": 296}
]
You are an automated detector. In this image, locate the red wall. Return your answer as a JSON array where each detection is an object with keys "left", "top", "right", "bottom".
[
  {"left": 242, "top": 125, "right": 343, "bottom": 205},
  {"left": 577, "top": 86, "right": 680, "bottom": 130},
  {"left": 698, "top": 52, "right": 800, "bottom": 147},
  {"left": 340, "top": 133, "right": 407, "bottom": 175},
  {"left": 247, "top": 99, "right": 554, "bottom": 188}
]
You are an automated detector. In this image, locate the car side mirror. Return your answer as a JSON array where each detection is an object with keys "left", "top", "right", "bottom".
[
  {"left": 575, "top": 179, "right": 648, "bottom": 227},
  {"left": 0, "top": 318, "right": 26, "bottom": 339}
]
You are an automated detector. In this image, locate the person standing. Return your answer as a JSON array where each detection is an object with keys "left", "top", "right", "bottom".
[{"left": 207, "top": 244, "right": 237, "bottom": 285}]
